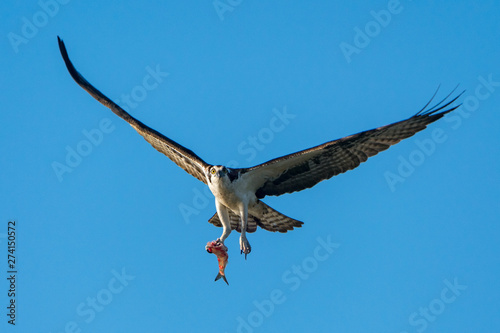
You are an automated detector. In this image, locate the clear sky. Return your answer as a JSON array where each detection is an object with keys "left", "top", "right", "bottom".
[{"left": 1, "top": 1, "right": 499, "bottom": 332}]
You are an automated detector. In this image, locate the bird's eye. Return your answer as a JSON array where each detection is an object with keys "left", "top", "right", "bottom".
[{"left": 211, "top": 168, "right": 216, "bottom": 175}]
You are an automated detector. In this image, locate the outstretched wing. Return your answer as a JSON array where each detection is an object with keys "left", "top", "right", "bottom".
[
  {"left": 242, "top": 89, "right": 463, "bottom": 198},
  {"left": 57, "top": 37, "right": 209, "bottom": 183}
]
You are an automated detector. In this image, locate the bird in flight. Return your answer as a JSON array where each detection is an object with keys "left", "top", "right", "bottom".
[{"left": 57, "top": 37, "right": 462, "bottom": 259}]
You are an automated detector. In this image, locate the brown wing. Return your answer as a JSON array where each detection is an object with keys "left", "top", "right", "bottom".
[
  {"left": 57, "top": 37, "right": 209, "bottom": 183},
  {"left": 242, "top": 89, "right": 463, "bottom": 198}
]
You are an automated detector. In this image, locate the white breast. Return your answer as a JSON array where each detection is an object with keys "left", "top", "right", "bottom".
[{"left": 208, "top": 175, "right": 257, "bottom": 212}]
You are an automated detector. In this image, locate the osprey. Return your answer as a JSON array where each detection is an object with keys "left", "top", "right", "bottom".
[{"left": 57, "top": 37, "right": 462, "bottom": 259}]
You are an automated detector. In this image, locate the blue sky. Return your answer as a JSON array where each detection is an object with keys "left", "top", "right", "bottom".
[{"left": 1, "top": 1, "right": 499, "bottom": 332}]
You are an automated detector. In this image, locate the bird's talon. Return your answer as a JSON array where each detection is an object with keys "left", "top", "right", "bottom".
[{"left": 239, "top": 237, "right": 252, "bottom": 259}]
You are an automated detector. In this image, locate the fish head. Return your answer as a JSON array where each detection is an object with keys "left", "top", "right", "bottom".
[
  {"left": 206, "top": 240, "right": 217, "bottom": 253},
  {"left": 206, "top": 240, "right": 228, "bottom": 255}
]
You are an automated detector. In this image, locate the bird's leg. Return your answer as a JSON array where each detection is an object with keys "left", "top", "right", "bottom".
[
  {"left": 215, "top": 200, "right": 230, "bottom": 251},
  {"left": 239, "top": 205, "right": 251, "bottom": 259}
]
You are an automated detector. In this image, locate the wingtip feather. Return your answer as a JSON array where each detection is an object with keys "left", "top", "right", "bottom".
[{"left": 414, "top": 85, "right": 463, "bottom": 118}]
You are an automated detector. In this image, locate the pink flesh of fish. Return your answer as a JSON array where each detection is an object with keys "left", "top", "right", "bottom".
[{"left": 206, "top": 240, "right": 229, "bottom": 285}]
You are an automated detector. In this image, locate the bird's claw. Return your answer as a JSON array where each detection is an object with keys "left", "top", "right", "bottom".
[
  {"left": 239, "top": 238, "right": 251, "bottom": 259},
  {"left": 206, "top": 238, "right": 228, "bottom": 253},
  {"left": 215, "top": 238, "right": 228, "bottom": 251}
]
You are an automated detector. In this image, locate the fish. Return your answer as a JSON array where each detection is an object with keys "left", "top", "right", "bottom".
[{"left": 206, "top": 240, "right": 229, "bottom": 285}]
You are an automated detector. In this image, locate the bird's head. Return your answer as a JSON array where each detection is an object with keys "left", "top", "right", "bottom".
[{"left": 207, "top": 165, "right": 229, "bottom": 183}]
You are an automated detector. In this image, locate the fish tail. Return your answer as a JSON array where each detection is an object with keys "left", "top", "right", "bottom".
[{"left": 215, "top": 272, "right": 229, "bottom": 285}]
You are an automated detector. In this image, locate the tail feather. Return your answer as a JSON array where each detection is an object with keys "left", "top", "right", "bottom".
[
  {"left": 208, "top": 211, "right": 258, "bottom": 232},
  {"left": 207, "top": 201, "right": 303, "bottom": 233},
  {"left": 252, "top": 201, "right": 304, "bottom": 233},
  {"left": 215, "top": 273, "right": 229, "bottom": 285}
]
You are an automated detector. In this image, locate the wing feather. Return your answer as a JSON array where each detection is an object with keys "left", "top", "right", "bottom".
[
  {"left": 242, "top": 89, "right": 463, "bottom": 198},
  {"left": 57, "top": 37, "right": 209, "bottom": 183}
]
